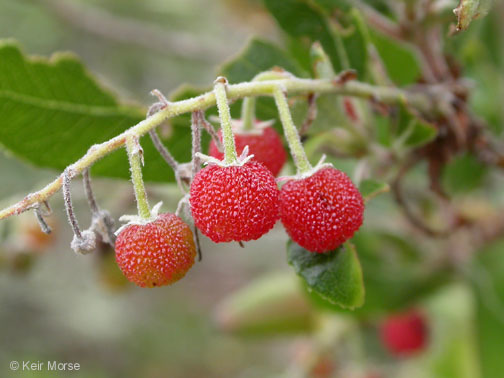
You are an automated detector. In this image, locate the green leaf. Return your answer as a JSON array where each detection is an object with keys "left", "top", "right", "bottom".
[
  {"left": 454, "top": 0, "right": 495, "bottom": 32},
  {"left": 370, "top": 30, "right": 421, "bottom": 85},
  {"left": 264, "top": 1, "right": 370, "bottom": 78},
  {"left": 395, "top": 104, "right": 438, "bottom": 148},
  {"left": 340, "top": 9, "right": 370, "bottom": 79},
  {"left": 0, "top": 41, "right": 192, "bottom": 182},
  {"left": 287, "top": 241, "right": 365, "bottom": 310},
  {"left": 359, "top": 179, "right": 389, "bottom": 202},
  {"left": 219, "top": 37, "right": 305, "bottom": 134},
  {"left": 373, "top": 104, "right": 437, "bottom": 150},
  {"left": 220, "top": 38, "right": 305, "bottom": 82},
  {"left": 264, "top": 0, "right": 344, "bottom": 72}
]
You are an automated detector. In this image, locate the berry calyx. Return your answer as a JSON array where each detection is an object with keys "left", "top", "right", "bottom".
[
  {"left": 190, "top": 161, "right": 280, "bottom": 243},
  {"left": 209, "top": 123, "right": 287, "bottom": 176},
  {"left": 279, "top": 166, "right": 364, "bottom": 253},
  {"left": 380, "top": 309, "right": 428, "bottom": 357},
  {"left": 114, "top": 213, "right": 196, "bottom": 288}
]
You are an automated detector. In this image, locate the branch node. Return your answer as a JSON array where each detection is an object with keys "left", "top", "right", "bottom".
[
  {"left": 214, "top": 76, "right": 228, "bottom": 85},
  {"left": 333, "top": 69, "right": 358, "bottom": 86}
]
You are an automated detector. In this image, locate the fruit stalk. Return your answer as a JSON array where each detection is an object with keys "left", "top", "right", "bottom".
[
  {"left": 241, "top": 96, "right": 256, "bottom": 131},
  {"left": 82, "top": 169, "right": 99, "bottom": 214},
  {"left": 125, "top": 135, "right": 151, "bottom": 219},
  {"left": 62, "top": 168, "right": 82, "bottom": 239},
  {"left": 214, "top": 77, "right": 238, "bottom": 164},
  {"left": 273, "top": 86, "right": 312, "bottom": 174}
]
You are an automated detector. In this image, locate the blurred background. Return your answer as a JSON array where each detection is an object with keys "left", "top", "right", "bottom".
[{"left": 0, "top": 0, "right": 503, "bottom": 377}]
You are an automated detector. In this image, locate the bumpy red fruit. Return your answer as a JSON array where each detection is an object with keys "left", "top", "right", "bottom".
[
  {"left": 380, "top": 309, "right": 428, "bottom": 357},
  {"left": 209, "top": 126, "right": 287, "bottom": 176},
  {"left": 280, "top": 167, "right": 364, "bottom": 253},
  {"left": 190, "top": 161, "right": 280, "bottom": 242},
  {"left": 115, "top": 213, "right": 196, "bottom": 288}
]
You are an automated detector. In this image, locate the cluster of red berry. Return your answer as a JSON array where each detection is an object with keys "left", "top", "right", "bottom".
[{"left": 114, "top": 120, "right": 364, "bottom": 288}]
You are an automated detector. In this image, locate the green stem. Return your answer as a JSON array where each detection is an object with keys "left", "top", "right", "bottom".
[
  {"left": 0, "top": 75, "right": 438, "bottom": 220},
  {"left": 241, "top": 97, "right": 255, "bottom": 131},
  {"left": 273, "top": 86, "right": 312, "bottom": 174},
  {"left": 214, "top": 77, "right": 238, "bottom": 164},
  {"left": 125, "top": 135, "right": 151, "bottom": 219}
]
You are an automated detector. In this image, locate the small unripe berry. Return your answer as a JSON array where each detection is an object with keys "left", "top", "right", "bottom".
[
  {"left": 280, "top": 167, "right": 364, "bottom": 253},
  {"left": 380, "top": 309, "right": 428, "bottom": 357},
  {"left": 209, "top": 126, "right": 287, "bottom": 176},
  {"left": 190, "top": 161, "right": 280, "bottom": 242},
  {"left": 115, "top": 213, "right": 196, "bottom": 288}
]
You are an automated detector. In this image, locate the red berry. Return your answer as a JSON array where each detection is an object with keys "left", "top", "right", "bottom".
[
  {"left": 115, "top": 213, "right": 196, "bottom": 288},
  {"left": 190, "top": 161, "right": 280, "bottom": 242},
  {"left": 279, "top": 167, "right": 364, "bottom": 253},
  {"left": 209, "top": 126, "right": 287, "bottom": 176},
  {"left": 380, "top": 309, "right": 428, "bottom": 357}
]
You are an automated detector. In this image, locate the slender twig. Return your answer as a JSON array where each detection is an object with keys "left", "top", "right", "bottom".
[
  {"left": 62, "top": 168, "right": 82, "bottom": 239},
  {"left": 64, "top": 169, "right": 96, "bottom": 254},
  {"left": 198, "top": 111, "right": 222, "bottom": 151},
  {"left": 354, "top": 0, "right": 404, "bottom": 41},
  {"left": 0, "top": 75, "right": 437, "bottom": 221},
  {"left": 300, "top": 93, "right": 318, "bottom": 136},
  {"left": 416, "top": 25, "right": 452, "bottom": 82},
  {"left": 191, "top": 112, "right": 202, "bottom": 179},
  {"left": 150, "top": 89, "right": 169, "bottom": 106},
  {"left": 147, "top": 90, "right": 188, "bottom": 192},
  {"left": 40, "top": 201, "right": 52, "bottom": 216},
  {"left": 82, "top": 169, "right": 99, "bottom": 213},
  {"left": 194, "top": 225, "right": 202, "bottom": 261},
  {"left": 149, "top": 129, "right": 186, "bottom": 192},
  {"left": 175, "top": 195, "right": 188, "bottom": 217},
  {"left": 149, "top": 129, "right": 179, "bottom": 170},
  {"left": 82, "top": 169, "right": 116, "bottom": 245},
  {"left": 34, "top": 206, "right": 52, "bottom": 234}
]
